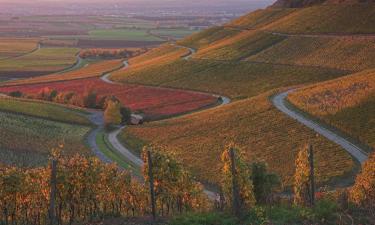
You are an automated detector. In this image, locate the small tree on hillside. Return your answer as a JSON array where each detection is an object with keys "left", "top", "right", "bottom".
[
  {"left": 294, "top": 145, "right": 312, "bottom": 206},
  {"left": 120, "top": 106, "right": 132, "bottom": 124},
  {"left": 349, "top": 152, "right": 375, "bottom": 216},
  {"left": 251, "top": 162, "right": 280, "bottom": 204},
  {"left": 104, "top": 99, "right": 122, "bottom": 127}
]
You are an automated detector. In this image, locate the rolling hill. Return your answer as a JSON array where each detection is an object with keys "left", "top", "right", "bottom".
[{"left": 110, "top": 2, "right": 375, "bottom": 187}]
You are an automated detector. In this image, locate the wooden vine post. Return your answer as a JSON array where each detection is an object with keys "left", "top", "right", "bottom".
[
  {"left": 147, "top": 150, "right": 157, "bottom": 221},
  {"left": 229, "top": 148, "right": 241, "bottom": 217},
  {"left": 49, "top": 159, "right": 57, "bottom": 225},
  {"left": 309, "top": 144, "right": 315, "bottom": 207}
]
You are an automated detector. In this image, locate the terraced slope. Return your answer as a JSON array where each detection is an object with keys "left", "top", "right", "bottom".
[
  {"left": 0, "top": 47, "right": 79, "bottom": 78},
  {"left": 288, "top": 69, "right": 375, "bottom": 150},
  {"left": 0, "top": 98, "right": 92, "bottom": 167}
]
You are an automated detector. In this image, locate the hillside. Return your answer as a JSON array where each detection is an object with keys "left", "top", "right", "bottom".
[
  {"left": 109, "top": 3, "right": 375, "bottom": 188},
  {"left": 288, "top": 69, "right": 375, "bottom": 150}
]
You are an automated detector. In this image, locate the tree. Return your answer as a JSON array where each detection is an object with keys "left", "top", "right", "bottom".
[
  {"left": 221, "top": 143, "right": 256, "bottom": 214},
  {"left": 104, "top": 99, "right": 122, "bottom": 127},
  {"left": 294, "top": 145, "right": 312, "bottom": 206},
  {"left": 120, "top": 106, "right": 132, "bottom": 124},
  {"left": 250, "top": 162, "right": 280, "bottom": 204},
  {"left": 350, "top": 152, "right": 375, "bottom": 215},
  {"left": 83, "top": 89, "right": 97, "bottom": 108}
]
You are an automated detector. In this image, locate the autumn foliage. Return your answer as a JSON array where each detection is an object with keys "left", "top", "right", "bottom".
[
  {"left": 79, "top": 48, "right": 146, "bottom": 59},
  {"left": 294, "top": 145, "right": 313, "bottom": 206},
  {"left": 350, "top": 152, "right": 375, "bottom": 215}
]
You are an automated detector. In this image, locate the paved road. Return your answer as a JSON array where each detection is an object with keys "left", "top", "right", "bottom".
[
  {"left": 271, "top": 90, "right": 369, "bottom": 164},
  {"left": 100, "top": 61, "right": 129, "bottom": 84}
]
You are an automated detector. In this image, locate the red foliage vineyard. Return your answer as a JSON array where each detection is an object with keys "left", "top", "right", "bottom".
[{"left": 0, "top": 78, "right": 218, "bottom": 119}]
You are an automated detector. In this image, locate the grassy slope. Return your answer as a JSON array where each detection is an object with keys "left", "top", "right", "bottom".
[
  {"left": 0, "top": 38, "right": 39, "bottom": 59},
  {"left": 288, "top": 69, "right": 375, "bottom": 149},
  {"left": 0, "top": 97, "right": 91, "bottom": 125},
  {"left": 0, "top": 47, "right": 78, "bottom": 73}
]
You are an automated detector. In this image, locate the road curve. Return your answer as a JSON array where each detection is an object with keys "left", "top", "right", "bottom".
[{"left": 271, "top": 90, "right": 368, "bottom": 164}]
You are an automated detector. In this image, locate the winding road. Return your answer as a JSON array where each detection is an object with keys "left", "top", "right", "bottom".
[
  {"left": 271, "top": 90, "right": 369, "bottom": 164},
  {"left": 85, "top": 45, "right": 230, "bottom": 200}
]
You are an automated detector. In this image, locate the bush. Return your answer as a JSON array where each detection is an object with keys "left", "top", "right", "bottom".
[
  {"left": 8, "top": 91, "right": 23, "bottom": 98},
  {"left": 313, "top": 199, "right": 338, "bottom": 222},
  {"left": 250, "top": 162, "right": 280, "bottom": 204},
  {"left": 120, "top": 106, "right": 132, "bottom": 124},
  {"left": 104, "top": 99, "right": 122, "bottom": 127},
  {"left": 169, "top": 212, "right": 238, "bottom": 225}
]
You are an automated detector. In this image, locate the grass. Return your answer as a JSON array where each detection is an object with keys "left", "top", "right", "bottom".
[
  {"left": 0, "top": 111, "right": 91, "bottom": 167},
  {"left": 0, "top": 96, "right": 91, "bottom": 125},
  {"left": 0, "top": 38, "right": 39, "bottom": 59},
  {"left": 1, "top": 59, "right": 124, "bottom": 86},
  {"left": 121, "top": 91, "right": 354, "bottom": 186},
  {"left": 248, "top": 35, "right": 375, "bottom": 71},
  {"left": 95, "top": 130, "right": 141, "bottom": 176},
  {"left": 288, "top": 69, "right": 375, "bottom": 150},
  {"left": 0, "top": 47, "right": 79, "bottom": 74}
]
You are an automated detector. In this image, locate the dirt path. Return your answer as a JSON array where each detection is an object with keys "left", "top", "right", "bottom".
[{"left": 271, "top": 90, "right": 369, "bottom": 164}]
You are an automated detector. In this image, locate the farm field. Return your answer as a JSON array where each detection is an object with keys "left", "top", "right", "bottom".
[
  {"left": 0, "top": 111, "right": 91, "bottom": 167},
  {"left": 0, "top": 47, "right": 79, "bottom": 78},
  {"left": 288, "top": 69, "right": 375, "bottom": 150},
  {"left": 121, "top": 91, "right": 354, "bottom": 186},
  {"left": 0, "top": 78, "right": 218, "bottom": 120},
  {"left": 149, "top": 28, "right": 197, "bottom": 40},
  {"left": 0, "top": 38, "right": 39, "bottom": 59},
  {"left": 88, "top": 29, "right": 163, "bottom": 41},
  {"left": 1, "top": 59, "right": 124, "bottom": 86},
  {"left": 0, "top": 96, "right": 91, "bottom": 125}
]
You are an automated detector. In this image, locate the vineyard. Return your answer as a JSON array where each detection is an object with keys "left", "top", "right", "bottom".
[
  {"left": 0, "top": 148, "right": 208, "bottom": 225},
  {"left": 0, "top": 111, "right": 91, "bottom": 167},
  {"left": 288, "top": 69, "right": 375, "bottom": 149},
  {"left": 248, "top": 35, "right": 375, "bottom": 71},
  {"left": 0, "top": 78, "right": 218, "bottom": 120},
  {"left": 121, "top": 91, "right": 354, "bottom": 186},
  {"left": 0, "top": 38, "right": 39, "bottom": 59},
  {"left": 112, "top": 58, "right": 346, "bottom": 99}
]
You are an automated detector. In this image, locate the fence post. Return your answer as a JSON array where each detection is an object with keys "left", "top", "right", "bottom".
[
  {"left": 309, "top": 144, "right": 315, "bottom": 207},
  {"left": 147, "top": 150, "right": 156, "bottom": 221},
  {"left": 229, "top": 148, "right": 241, "bottom": 217},
  {"left": 49, "top": 159, "right": 57, "bottom": 225}
]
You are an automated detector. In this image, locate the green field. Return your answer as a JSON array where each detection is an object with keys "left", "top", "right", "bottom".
[
  {"left": 88, "top": 29, "right": 163, "bottom": 41},
  {"left": 150, "top": 28, "right": 197, "bottom": 39},
  {"left": 0, "top": 97, "right": 91, "bottom": 125},
  {"left": 0, "top": 47, "right": 79, "bottom": 74}
]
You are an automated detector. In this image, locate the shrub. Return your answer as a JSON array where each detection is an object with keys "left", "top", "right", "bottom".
[
  {"left": 8, "top": 91, "right": 23, "bottom": 98},
  {"left": 104, "top": 99, "right": 122, "bottom": 127},
  {"left": 221, "top": 143, "right": 256, "bottom": 213},
  {"left": 250, "top": 162, "right": 280, "bottom": 204},
  {"left": 83, "top": 89, "right": 98, "bottom": 108},
  {"left": 169, "top": 212, "right": 238, "bottom": 225},
  {"left": 120, "top": 106, "right": 132, "bottom": 124}
]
